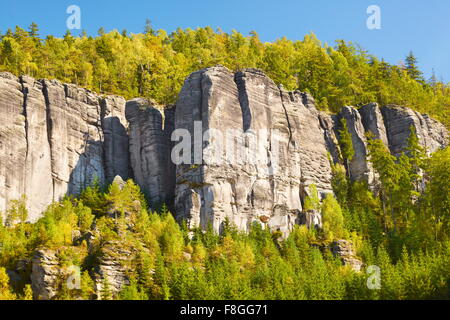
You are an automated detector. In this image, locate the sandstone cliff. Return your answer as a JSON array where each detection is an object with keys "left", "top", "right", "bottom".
[
  {"left": 0, "top": 67, "right": 448, "bottom": 231},
  {"left": 0, "top": 73, "right": 130, "bottom": 221}
]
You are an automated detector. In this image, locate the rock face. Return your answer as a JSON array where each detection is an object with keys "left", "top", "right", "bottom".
[
  {"left": 0, "top": 67, "right": 448, "bottom": 230},
  {"left": 338, "top": 106, "right": 374, "bottom": 183},
  {"left": 30, "top": 249, "right": 67, "bottom": 300},
  {"left": 173, "top": 66, "right": 335, "bottom": 234},
  {"left": 298, "top": 210, "right": 323, "bottom": 230},
  {"left": 331, "top": 240, "right": 363, "bottom": 272},
  {"left": 381, "top": 105, "right": 448, "bottom": 156},
  {"left": 93, "top": 241, "right": 133, "bottom": 299},
  {"left": 125, "top": 98, "right": 175, "bottom": 207},
  {"left": 0, "top": 73, "right": 130, "bottom": 221},
  {"left": 359, "top": 102, "right": 389, "bottom": 146}
]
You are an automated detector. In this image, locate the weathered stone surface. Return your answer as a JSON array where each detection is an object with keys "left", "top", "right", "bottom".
[
  {"left": 0, "top": 73, "right": 27, "bottom": 219},
  {"left": 125, "top": 98, "right": 175, "bottom": 207},
  {"left": 30, "top": 249, "right": 64, "bottom": 300},
  {"left": 382, "top": 105, "right": 448, "bottom": 156},
  {"left": 319, "top": 112, "right": 341, "bottom": 164},
  {"left": 298, "top": 210, "right": 323, "bottom": 230},
  {"left": 0, "top": 68, "right": 448, "bottom": 234},
  {"left": 101, "top": 96, "right": 130, "bottom": 183},
  {"left": 331, "top": 240, "right": 363, "bottom": 272},
  {"left": 359, "top": 102, "right": 389, "bottom": 146},
  {"left": 42, "top": 79, "right": 105, "bottom": 198},
  {"left": 21, "top": 76, "right": 54, "bottom": 220},
  {"left": 338, "top": 106, "right": 374, "bottom": 183},
  {"left": 174, "top": 66, "right": 334, "bottom": 234},
  {"left": 0, "top": 73, "right": 129, "bottom": 221},
  {"left": 93, "top": 241, "right": 133, "bottom": 299}
]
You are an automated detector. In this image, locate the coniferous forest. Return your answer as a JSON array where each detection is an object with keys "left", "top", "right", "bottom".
[{"left": 0, "top": 23, "right": 449, "bottom": 300}]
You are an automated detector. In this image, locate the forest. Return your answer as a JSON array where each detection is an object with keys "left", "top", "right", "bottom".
[
  {"left": 0, "top": 22, "right": 449, "bottom": 128},
  {"left": 0, "top": 23, "right": 449, "bottom": 300},
  {"left": 0, "top": 125, "right": 449, "bottom": 300}
]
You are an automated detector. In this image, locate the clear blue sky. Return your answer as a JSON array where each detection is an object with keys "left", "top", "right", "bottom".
[{"left": 1, "top": 0, "right": 449, "bottom": 81}]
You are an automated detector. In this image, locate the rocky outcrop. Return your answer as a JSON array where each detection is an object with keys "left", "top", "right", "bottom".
[
  {"left": 381, "top": 105, "right": 448, "bottom": 156},
  {"left": 30, "top": 249, "right": 70, "bottom": 300},
  {"left": 93, "top": 241, "right": 133, "bottom": 299},
  {"left": 125, "top": 98, "right": 176, "bottom": 208},
  {"left": 0, "top": 73, "right": 27, "bottom": 219},
  {"left": 338, "top": 106, "right": 374, "bottom": 183},
  {"left": 359, "top": 102, "right": 389, "bottom": 146},
  {"left": 298, "top": 210, "right": 323, "bottom": 230},
  {"left": 0, "top": 73, "right": 130, "bottom": 221},
  {"left": 0, "top": 67, "right": 448, "bottom": 230},
  {"left": 173, "top": 66, "right": 335, "bottom": 234},
  {"left": 331, "top": 240, "right": 363, "bottom": 272}
]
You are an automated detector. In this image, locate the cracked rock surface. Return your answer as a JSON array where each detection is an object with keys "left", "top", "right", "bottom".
[
  {"left": 0, "top": 68, "right": 448, "bottom": 231},
  {"left": 0, "top": 73, "right": 130, "bottom": 221}
]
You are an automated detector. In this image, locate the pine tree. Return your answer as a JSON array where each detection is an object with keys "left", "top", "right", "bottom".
[
  {"left": 405, "top": 51, "right": 424, "bottom": 83},
  {"left": 28, "top": 22, "right": 39, "bottom": 39}
]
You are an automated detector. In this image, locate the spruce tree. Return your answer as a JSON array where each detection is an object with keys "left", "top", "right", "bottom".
[{"left": 405, "top": 51, "right": 424, "bottom": 83}]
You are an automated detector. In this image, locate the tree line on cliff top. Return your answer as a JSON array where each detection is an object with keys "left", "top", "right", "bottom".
[{"left": 0, "top": 22, "right": 449, "bottom": 128}]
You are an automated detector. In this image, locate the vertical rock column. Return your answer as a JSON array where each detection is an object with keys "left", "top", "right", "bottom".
[
  {"left": 0, "top": 73, "right": 27, "bottom": 218},
  {"left": 21, "top": 76, "right": 53, "bottom": 221},
  {"left": 174, "top": 66, "right": 336, "bottom": 234},
  {"left": 381, "top": 105, "right": 448, "bottom": 156},
  {"left": 42, "top": 80, "right": 105, "bottom": 199},
  {"left": 126, "top": 98, "right": 175, "bottom": 207},
  {"left": 338, "top": 106, "right": 374, "bottom": 184},
  {"left": 101, "top": 95, "right": 131, "bottom": 183}
]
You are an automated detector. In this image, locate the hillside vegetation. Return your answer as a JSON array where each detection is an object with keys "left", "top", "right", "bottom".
[
  {"left": 0, "top": 130, "right": 449, "bottom": 300},
  {"left": 0, "top": 23, "right": 449, "bottom": 127}
]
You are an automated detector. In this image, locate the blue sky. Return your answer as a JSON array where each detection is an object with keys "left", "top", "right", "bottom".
[{"left": 1, "top": 0, "right": 449, "bottom": 81}]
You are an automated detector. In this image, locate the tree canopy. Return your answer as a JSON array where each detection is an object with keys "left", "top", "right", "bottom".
[{"left": 0, "top": 23, "right": 449, "bottom": 128}]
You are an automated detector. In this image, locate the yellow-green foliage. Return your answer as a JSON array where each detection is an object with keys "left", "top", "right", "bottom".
[
  {"left": 0, "top": 25, "right": 449, "bottom": 127},
  {"left": 0, "top": 149, "right": 449, "bottom": 300},
  {"left": 321, "top": 194, "right": 346, "bottom": 240}
]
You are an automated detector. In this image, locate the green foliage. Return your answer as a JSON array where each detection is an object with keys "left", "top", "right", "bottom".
[
  {"left": 321, "top": 194, "right": 346, "bottom": 240},
  {"left": 338, "top": 118, "right": 355, "bottom": 168},
  {"left": 0, "top": 144, "right": 448, "bottom": 301},
  {"left": 0, "top": 25, "right": 449, "bottom": 128},
  {"left": 0, "top": 267, "right": 16, "bottom": 300},
  {"left": 303, "top": 184, "right": 321, "bottom": 211},
  {"left": 4, "top": 195, "right": 28, "bottom": 226}
]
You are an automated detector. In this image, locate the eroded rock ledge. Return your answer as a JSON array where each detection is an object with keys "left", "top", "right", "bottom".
[{"left": 0, "top": 66, "right": 448, "bottom": 232}]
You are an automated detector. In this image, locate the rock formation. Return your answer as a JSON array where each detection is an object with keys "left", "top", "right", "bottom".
[
  {"left": 330, "top": 240, "right": 363, "bottom": 272},
  {"left": 0, "top": 67, "right": 448, "bottom": 231},
  {"left": 0, "top": 73, "right": 130, "bottom": 221},
  {"left": 93, "top": 241, "right": 133, "bottom": 299},
  {"left": 173, "top": 66, "right": 336, "bottom": 234},
  {"left": 338, "top": 106, "right": 374, "bottom": 183},
  {"left": 125, "top": 98, "right": 175, "bottom": 207},
  {"left": 30, "top": 249, "right": 74, "bottom": 300},
  {"left": 381, "top": 105, "right": 448, "bottom": 156}
]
